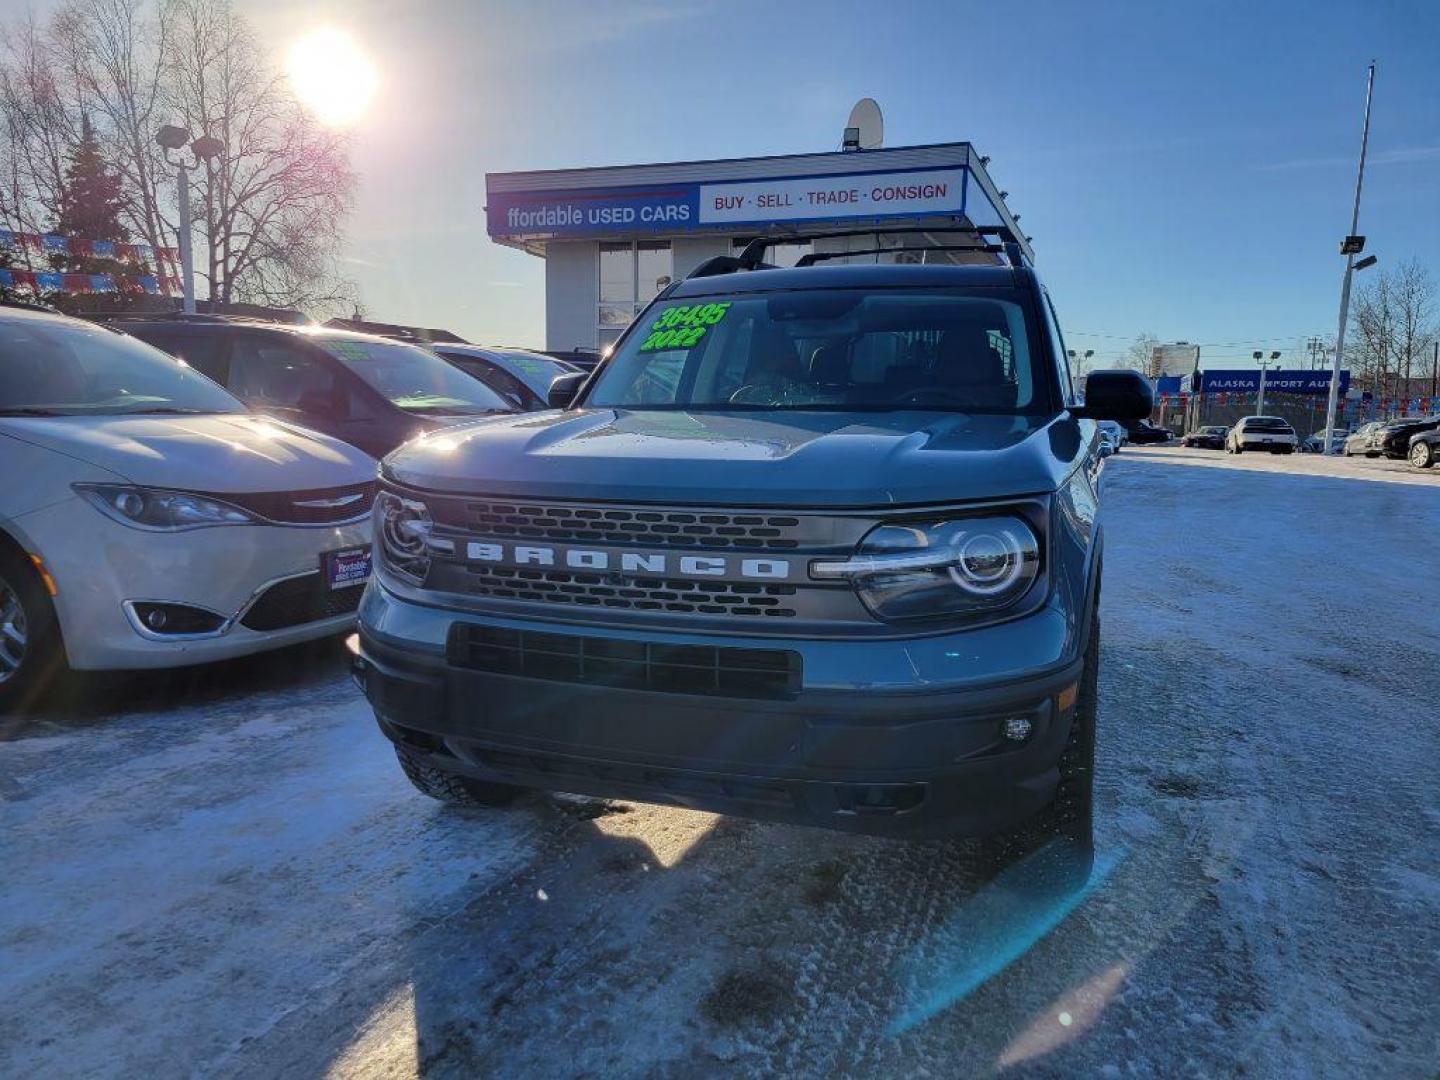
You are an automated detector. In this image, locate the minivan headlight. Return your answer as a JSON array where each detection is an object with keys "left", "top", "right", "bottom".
[
  {"left": 375, "top": 491, "right": 435, "bottom": 584},
  {"left": 73, "top": 484, "right": 256, "bottom": 530},
  {"left": 813, "top": 515, "right": 1042, "bottom": 622}
]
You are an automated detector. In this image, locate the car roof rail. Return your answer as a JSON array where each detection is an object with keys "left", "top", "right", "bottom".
[
  {"left": 794, "top": 244, "right": 1004, "bottom": 267},
  {"left": 687, "top": 225, "right": 1028, "bottom": 282}
]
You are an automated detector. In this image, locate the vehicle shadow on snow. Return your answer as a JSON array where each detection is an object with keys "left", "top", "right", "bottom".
[{"left": 307, "top": 795, "right": 1140, "bottom": 1077}]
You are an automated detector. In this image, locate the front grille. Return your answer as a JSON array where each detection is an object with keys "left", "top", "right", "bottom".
[
  {"left": 217, "top": 482, "right": 377, "bottom": 525},
  {"left": 448, "top": 624, "right": 802, "bottom": 699},
  {"left": 437, "top": 500, "right": 803, "bottom": 549},
  {"left": 427, "top": 564, "right": 799, "bottom": 618},
  {"left": 240, "top": 574, "right": 364, "bottom": 631}
]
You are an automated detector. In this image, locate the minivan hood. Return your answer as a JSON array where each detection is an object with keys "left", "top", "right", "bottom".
[
  {"left": 383, "top": 409, "right": 1079, "bottom": 507},
  {"left": 0, "top": 412, "right": 375, "bottom": 491}
]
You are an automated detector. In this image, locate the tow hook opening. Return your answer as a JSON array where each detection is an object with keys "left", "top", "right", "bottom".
[{"left": 834, "top": 783, "right": 927, "bottom": 816}]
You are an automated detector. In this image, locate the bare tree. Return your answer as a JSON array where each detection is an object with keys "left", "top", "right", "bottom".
[
  {"left": 0, "top": 0, "right": 355, "bottom": 314},
  {"left": 164, "top": 0, "right": 354, "bottom": 311},
  {"left": 1351, "top": 261, "right": 1439, "bottom": 400},
  {"left": 1125, "top": 333, "right": 1160, "bottom": 376}
]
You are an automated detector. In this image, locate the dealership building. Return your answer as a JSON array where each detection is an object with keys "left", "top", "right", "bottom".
[{"left": 485, "top": 142, "right": 1030, "bottom": 353}]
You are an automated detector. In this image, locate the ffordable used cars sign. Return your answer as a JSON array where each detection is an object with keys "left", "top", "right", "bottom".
[{"left": 488, "top": 167, "right": 969, "bottom": 238}]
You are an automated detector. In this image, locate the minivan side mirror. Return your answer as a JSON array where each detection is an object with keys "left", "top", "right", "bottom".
[
  {"left": 547, "top": 371, "right": 586, "bottom": 409},
  {"left": 1072, "top": 370, "right": 1154, "bottom": 421}
]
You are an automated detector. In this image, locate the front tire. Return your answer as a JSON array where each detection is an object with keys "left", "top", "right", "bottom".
[
  {"left": 981, "top": 612, "right": 1098, "bottom": 887},
  {"left": 1411, "top": 441, "right": 1435, "bottom": 469},
  {"left": 393, "top": 744, "right": 526, "bottom": 807},
  {"left": 0, "top": 547, "right": 64, "bottom": 715}
]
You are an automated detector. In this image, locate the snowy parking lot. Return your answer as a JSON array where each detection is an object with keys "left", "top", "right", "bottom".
[{"left": 3, "top": 446, "right": 1439, "bottom": 1078}]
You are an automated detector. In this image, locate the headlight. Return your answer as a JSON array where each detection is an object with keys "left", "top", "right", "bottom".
[
  {"left": 375, "top": 490, "right": 435, "bottom": 584},
  {"left": 73, "top": 484, "right": 256, "bottom": 531},
  {"left": 813, "top": 515, "right": 1042, "bottom": 622}
]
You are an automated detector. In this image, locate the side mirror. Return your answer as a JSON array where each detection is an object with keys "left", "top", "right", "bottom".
[
  {"left": 547, "top": 371, "right": 586, "bottom": 409},
  {"left": 1073, "top": 370, "right": 1154, "bottom": 421}
]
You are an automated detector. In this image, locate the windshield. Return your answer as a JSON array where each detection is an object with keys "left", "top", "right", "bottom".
[
  {"left": 0, "top": 315, "right": 243, "bottom": 416},
  {"left": 316, "top": 336, "right": 513, "bottom": 414},
  {"left": 1244, "top": 417, "right": 1291, "bottom": 430},
  {"left": 491, "top": 349, "right": 576, "bottom": 384},
  {"left": 587, "top": 288, "right": 1050, "bottom": 413}
]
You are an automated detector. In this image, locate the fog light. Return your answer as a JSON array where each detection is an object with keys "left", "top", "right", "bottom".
[
  {"left": 146, "top": 608, "right": 168, "bottom": 630},
  {"left": 1003, "top": 716, "right": 1033, "bottom": 742}
]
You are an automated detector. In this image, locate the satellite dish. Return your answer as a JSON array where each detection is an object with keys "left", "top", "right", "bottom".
[{"left": 845, "top": 98, "right": 883, "bottom": 150}]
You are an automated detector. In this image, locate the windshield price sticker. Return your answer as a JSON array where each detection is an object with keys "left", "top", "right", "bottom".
[
  {"left": 638, "top": 302, "right": 731, "bottom": 351},
  {"left": 323, "top": 341, "right": 372, "bottom": 361}
]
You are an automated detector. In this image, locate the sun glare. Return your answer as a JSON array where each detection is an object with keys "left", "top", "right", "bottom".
[{"left": 286, "top": 28, "right": 377, "bottom": 128}]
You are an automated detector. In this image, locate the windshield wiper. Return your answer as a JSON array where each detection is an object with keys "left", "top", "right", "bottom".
[
  {"left": 0, "top": 407, "right": 66, "bottom": 417},
  {"left": 114, "top": 406, "right": 216, "bottom": 415}
]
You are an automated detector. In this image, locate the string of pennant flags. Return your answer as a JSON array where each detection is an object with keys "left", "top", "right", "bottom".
[
  {"left": 0, "top": 229, "right": 180, "bottom": 266},
  {"left": 0, "top": 228, "right": 184, "bottom": 295},
  {"left": 1157, "top": 389, "right": 1432, "bottom": 415},
  {"left": 0, "top": 267, "right": 181, "bottom": 295}
]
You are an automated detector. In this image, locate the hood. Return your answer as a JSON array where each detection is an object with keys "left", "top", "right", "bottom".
[
  {"left": 383, "top": 409, "right": 1081, "bottom": 507},
  {"left": 0, "top": 412, "right": 375, "bottom": 492}
]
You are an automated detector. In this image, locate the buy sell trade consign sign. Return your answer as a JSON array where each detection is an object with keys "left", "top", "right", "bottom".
[{"left": 487, "top": 167, "right": 969, "bottom": 239}]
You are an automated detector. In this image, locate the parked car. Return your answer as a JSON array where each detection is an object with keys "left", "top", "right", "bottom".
[
  {"left": 1225, "top": 415, "right": 1297, "bottom": 454},
  {"left": 1124, "top": 418, "right": 1173, "bottom": 444},
  {"left": 541, "top": 348, "right": 603, "bottom": 373},
  {"left": 1343, "top": 421, "right": 1386, "bottom": 457},
  {"left": 431, "top": 345, "right": 581, "bottom": 411},
  {"left": 1181, "top": 424, "right": 1229, "bottom": 449},
  {"left": 112, "top": 316, "right": 517, "bottom": 458},
  {"left": 0, "top": 305, "right": 376, "bottom": 710},
  {"left": 1096, "top": 420, "right": 1127, "bottom": 452},
  {"left": 351, "top": 237, "right": 1154, "bottom": 884},
  {"left": 1375, "top": 416, "right": 1440, "bottom": 460},
  {"left": 1300, "top": 427, "right": 1349, "bottom": 453},
  {"left": 1408, "top": 427, "right": 1440, "bottom": 468}
]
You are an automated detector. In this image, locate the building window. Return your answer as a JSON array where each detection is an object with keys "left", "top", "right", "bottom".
[{"left": 598, "top": 241, "right": 672, "bottom": 346}]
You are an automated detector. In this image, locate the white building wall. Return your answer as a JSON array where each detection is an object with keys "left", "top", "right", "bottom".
[
  {"left": 544, "top": 240, "right": 598, "bottom": 351},
  {"left": 669, "top": 236, "right": 732, "bottom": 280}
]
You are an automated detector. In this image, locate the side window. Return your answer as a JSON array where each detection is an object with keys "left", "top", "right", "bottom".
[
  {"left": 1041, "top": 292, "right": 1076, "bottom": 405},
  {"left": 165, "top": 334, "right": 228, "bottom": 384},
  {"left": 228, "top": 337, "right": 346, "bottom": 417},
  {"left": 463, "top": 358, "right": 531, "bottom": 409}
]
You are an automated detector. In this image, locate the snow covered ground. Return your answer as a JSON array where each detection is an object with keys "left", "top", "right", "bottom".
[{"left": 3, "top": 446, "right": 1438, "bottom": 1078}]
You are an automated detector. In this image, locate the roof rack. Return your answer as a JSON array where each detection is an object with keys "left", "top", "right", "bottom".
[
  {"left": 794, "top": 244, "right": 1003, "bottom": 267},
  {"left": 687, "top": 225, "right": 1028, "bottom": 282},
  {"left": 105, "top": 311, "right": 297, "bottom": 326}
]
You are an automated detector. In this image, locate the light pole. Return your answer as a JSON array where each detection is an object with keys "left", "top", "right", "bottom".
[
  {"left": 1254, "top": 350, "right": 1281, "bottom": 415},
  {"left": 1067, "top": 348, "right": 1095, "bottom": 379},
  {"left": 1323, "top": 62, "right": 1376, "bottom": 453},
  {"left": 155, "top": 125, "right": 224, "bottom": 314}
]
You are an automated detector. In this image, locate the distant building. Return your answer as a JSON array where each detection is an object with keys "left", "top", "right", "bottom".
[{"left": 1150, "top": 342, "right": 1200, "bottom": 379}]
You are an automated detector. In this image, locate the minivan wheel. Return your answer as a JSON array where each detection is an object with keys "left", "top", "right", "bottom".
[
  {"left": 0, "top": 548, "right": 64, "bottom": 714},
  {"left": 1411, "top": 441, "right": 1435, "bottom": 469},
  {"left": 980, "top": 612, "right": 1098, "bottom": 889},
  {"left": 393, "top": 744, "right": 526, "bottom": 807}
]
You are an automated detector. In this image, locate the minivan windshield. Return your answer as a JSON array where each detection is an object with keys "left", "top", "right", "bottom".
[
  {"left": 315, "top": 336, "right": 514, "bottom": 415},
  {"left": 0, "top": 313, "right": 244, "bottom": 417},
  {"left": 586, "top": 288, "right": 1051, "bottom": 413}
]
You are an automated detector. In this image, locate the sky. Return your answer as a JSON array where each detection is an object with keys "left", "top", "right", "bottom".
[{"left": 12, "top": 0, "right": 1439, "bottom": 367}]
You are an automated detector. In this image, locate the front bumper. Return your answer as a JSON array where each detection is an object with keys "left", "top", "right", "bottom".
[
  {"left": 354, "top": 580, "right": 1088, "bottom": 838},
  {"left": 16, "top": 496, "right": 371, "bottom": 670}
]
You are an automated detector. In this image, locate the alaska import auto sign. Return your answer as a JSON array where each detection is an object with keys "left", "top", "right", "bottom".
[
  {"left": 487, "top": 167, "right": 969, "bottom": 238},
  {"left": 1197, "top": 369, "right": 1350, "bottom": 396}
]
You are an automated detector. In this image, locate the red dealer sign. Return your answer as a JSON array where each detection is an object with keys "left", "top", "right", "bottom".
[{"left": 698, "top": 168, "right": 965, "bottom": 225}]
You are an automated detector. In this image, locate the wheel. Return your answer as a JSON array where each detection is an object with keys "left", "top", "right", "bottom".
[
  {"left": 393, "top": 744, "right": 526, "bottom": 807},
  {"left": 1411, "top": 441, "right": 1435, "bottom": 469},
  {"left": 0, "top": 546, "right": 64, "bottom": 714},
  {"left": 980, "top": 611, "right": 1098, "bottom": 889}
]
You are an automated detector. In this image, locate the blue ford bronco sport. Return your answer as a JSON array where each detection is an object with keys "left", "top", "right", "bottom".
[{"left": 352, "top": 228, "right": 1151, "bottom": 872}]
